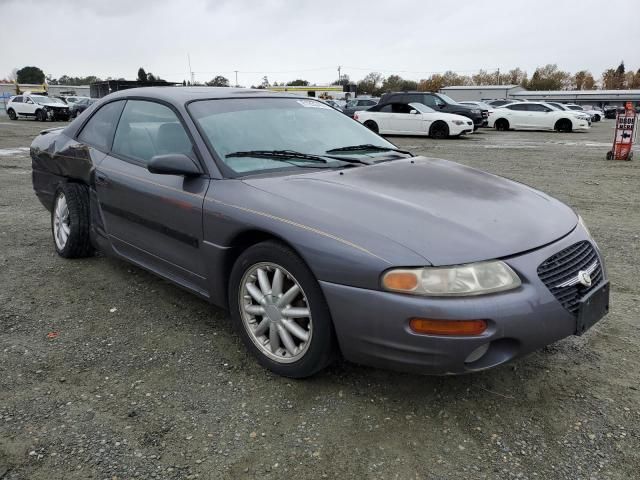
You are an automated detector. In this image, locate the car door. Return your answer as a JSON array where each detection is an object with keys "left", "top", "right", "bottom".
[
  {"left": 91, "top": 99, "right": 210, "bottom": 296},
  {"left": 526, "top": 103, "right": 552, "bottom": 129},
  {"left": 505, "top": 103, "right": 529, "bottom": 128},
  {"left": 9, "top": 96, "right": 23, "bottom": 115},
  {"left": 22, "top": 96, "right": 38, "bottom": 116},
  {"left": 390, "top": 103, "right": 423, "bottom": 134}
]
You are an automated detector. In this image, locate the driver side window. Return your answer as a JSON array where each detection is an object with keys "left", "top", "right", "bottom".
[
  {"left": 391, "top": 103, "right": 412, "bottom": 114},
  {"left": 421, "top": 95, "right": 437, "bottom": 108}
]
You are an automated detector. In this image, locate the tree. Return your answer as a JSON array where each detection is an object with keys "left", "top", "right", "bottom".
[
  {"left": 260, "top": 76, "right": 270, "bottom": 88},
  {"left": 527, "top": 64, "right": 571, "bottom": 90},
  {"left": 332, "top": 74, "right": 350, "bottom": 86},
  {"left": 137, "top": 67, "right": 147, "bottom": 82},
  {"left": 286, "top": 79, "right": 309, "bottom": 86},
  {"left": 502, "top": 68, "right": 528, "bottom": 87},
  {"left": 183, "top": 80, "right": 187, "bottom": 86},
  {"left": 381, "top": 75, "right": 417, "bottom": 92},
  {"left": 582, "top": 72, "right": 596, "bottom": 90},
  {"left": 601, "top": 68, "right": 617, "bottom": 89},
  {"left": 356, "top": 72, "right": 383, "bottom": 95},
  {"left": 614, "top": 61, "right": 625, "bottom": 88},
  {"left": 206, "top": 75, "right": 230, "bottom": 87},
  {"left": 471, "top": 69, "right": 497, "bottom": 86},
  {"left": 16, "top": 66, "right": 45, "bottom": 84}
]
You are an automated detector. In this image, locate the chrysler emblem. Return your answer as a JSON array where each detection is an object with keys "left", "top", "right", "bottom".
[
  {"left": 555, "top": 261, "right": 598, "bottom": 289},
  {"left": 577, "top": 270, "right": 592, "bottom": 287}
]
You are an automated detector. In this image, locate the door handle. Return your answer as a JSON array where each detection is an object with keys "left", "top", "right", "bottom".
[{"left": 95, "top": 171, "right": 110, "bottom": 186}]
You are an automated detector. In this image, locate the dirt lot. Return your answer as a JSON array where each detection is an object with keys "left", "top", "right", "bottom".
[{"left": 1, "top": 117, "right": 639, "bottom": 480}]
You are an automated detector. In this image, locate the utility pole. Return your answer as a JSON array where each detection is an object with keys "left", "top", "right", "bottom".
[
  {"left": 337, "top": 65, "right": 341, "bottom": 84},
  {"left": 496, "top": 67, "right": 500, "bottom": 85},
  {"left": 234, "top": 70, "right": 239, "bottom": 87},
  {"left": 188, "top": 54, "right": 195, "bottom": 85}
]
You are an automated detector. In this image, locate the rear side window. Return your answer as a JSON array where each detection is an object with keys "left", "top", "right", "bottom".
[
  {"left": 78, "top": 100, "right": 126, "bottom": 152},
  {"left": 112, "top": 100, "right": 192, "bottom": 165},
  {"left": 378, "top": 104, "right": 392, "bottom": 113},
  {"left": 507, "top": 104, "right": 529, "bottom": 111},
  {"left": 12, "top": 96, "right": 23, "bottom": 103},
  {"left": 419, "top": 95, "right": 438, "bottom": 107},
  {"left": 528, "top": 104, "right": 549, "bottom": 112}
]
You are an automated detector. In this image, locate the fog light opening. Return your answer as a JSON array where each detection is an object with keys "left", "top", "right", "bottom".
[{"left": 465, "top": 343, "right": 490, "bottom": 364}]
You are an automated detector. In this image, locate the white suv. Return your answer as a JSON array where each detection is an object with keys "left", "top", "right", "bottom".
[{"left": 6, "top": 94, "right": 71, "bottom": 122}]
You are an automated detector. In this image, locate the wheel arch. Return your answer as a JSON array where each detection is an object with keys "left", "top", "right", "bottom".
[{"left": 218, "top": 229, "right": 309, "bottom": 309}]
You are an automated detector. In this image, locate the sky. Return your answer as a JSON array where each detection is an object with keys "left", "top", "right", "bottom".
[{"left": 1, "top": 0, "right": 638, "bottom": 87}]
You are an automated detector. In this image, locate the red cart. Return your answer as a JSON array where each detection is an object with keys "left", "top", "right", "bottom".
[{"left": 606, "top": 102, "right": 636, "bottom": 161}]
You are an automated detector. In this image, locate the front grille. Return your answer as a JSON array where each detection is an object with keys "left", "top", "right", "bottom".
[{"left": 537, "top": 241, "right": 603, "bottom": 316}]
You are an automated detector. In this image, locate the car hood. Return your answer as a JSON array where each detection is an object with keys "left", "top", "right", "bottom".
[{"left": 242, "top": 157, "right": 577, "bottom": 266}]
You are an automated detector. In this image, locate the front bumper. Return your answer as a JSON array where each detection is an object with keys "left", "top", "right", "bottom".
[{"left": 320, "top": 225, "right": 606, "bottom": 375}]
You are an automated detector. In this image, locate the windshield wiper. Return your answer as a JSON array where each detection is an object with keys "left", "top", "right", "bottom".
[
  {"left": 225, "top": 149, "right": 372, "bottom": 166},
  {"left": 326, "top": 144, "right": 413, "bottom": 156}
]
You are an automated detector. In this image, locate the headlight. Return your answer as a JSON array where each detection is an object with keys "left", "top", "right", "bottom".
[
  {"left": 382, "top": 261, "right": 521, "bottom": 296},
  {"left": 451, "top": 120, "right": 465, "bottom": 125},
  {"left": 470, "top": 109, "right": 481, "bottom": 114}
]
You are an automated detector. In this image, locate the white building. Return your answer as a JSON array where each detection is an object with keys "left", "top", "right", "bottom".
[
  {"left": 509, "top": 89, "right": 640, "bottom": 107},
  {"left": 439, "top": 85, "right": 525, "bottom": 102}
]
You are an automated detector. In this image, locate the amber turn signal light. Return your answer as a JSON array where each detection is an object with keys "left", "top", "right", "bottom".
[
  {"left": 409, "top": 318, "right": 488, "bottom": 336},
  {"left": 382, "top": 271, "right": 419, "bottom": 292}
]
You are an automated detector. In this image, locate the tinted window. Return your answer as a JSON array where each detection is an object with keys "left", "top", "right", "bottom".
[
  {"left": 528, "top": 104, "right": 550, "bottom": 112},
  {"left": 12, "top": 96, "right": 23, "bottom": 103},
  {"left": 391, "top": 103, "right": 412, "bottom": 114},
  {"left": 112, "top": 100, "right": 192, "bottom": 164},
  {"left": 507, "top": 104, "right": 529, "bottom": 111},
  {"left": 78, "top": 100, "right": 126, "bottom": 151},
  {"left": 378, "top": 104, "right": 392, "bottom": 113},
  {"left": 419, "top": 94, "right": 438, "bottom": 108}
]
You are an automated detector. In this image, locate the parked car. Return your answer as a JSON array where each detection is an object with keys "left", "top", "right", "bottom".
[
  {"left": 30, "top": 87, "right": 608, "bottom": 378},
  {"left": 322, "top": 99, "right": 343, "bottom": 112},
  {"left": 544, "top": 102, "right": 592, "bottom": 124},
  {"left": 62, "top": 96, "right": 90, "bottom": 105},
  {"left": 381, "top": 92, "right": 485, "bottom": 130},
  {"left": 564, "top": 104, "right": 602, "bottom": 122},
  {"left": 488, "top": 102, "right": 590, "bottom": 132},
  {"left": 342, "top": 97, "right": 378, "bottom": 117},
  {"left": 458, "top": 101, "right": 495, "bottom": 126},
  {"left": 603, "top": 105, "right": 621, "bottom": 119},
  {"left": 69, "top": 98, "right": 96, "bottom": 117},
  {"left": 355, "top": 102, "right": 473, "bottom": 137},
  {"left": 6, "top": 94, "right": 71, "bottom": 121}
]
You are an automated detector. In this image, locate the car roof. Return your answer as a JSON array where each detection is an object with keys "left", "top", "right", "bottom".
[{"left": 105, "top": 86, "right": 296, "bottom": 104}]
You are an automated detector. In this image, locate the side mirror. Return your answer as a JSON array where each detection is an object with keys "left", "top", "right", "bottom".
[
  {"left": 147, "top": 153, "right": 201, "bottom": 177},
  {"left": 439, "top": 104, "right": 446, "bottom": 109},
  {"left": 410, "top": 109, "right": 419, "bottom": 115}
]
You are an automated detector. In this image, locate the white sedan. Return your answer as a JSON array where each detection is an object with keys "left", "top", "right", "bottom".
[
  {"left": 355, "top": 102, "right": 474, "bottom": 138},
  {"left": 488, "top": 102, "right": 590, "bottom": 132}
]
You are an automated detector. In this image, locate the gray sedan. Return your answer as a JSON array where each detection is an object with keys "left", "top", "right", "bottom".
[{"left": 30, "top": 87, "right": 610, "bottom": 378}]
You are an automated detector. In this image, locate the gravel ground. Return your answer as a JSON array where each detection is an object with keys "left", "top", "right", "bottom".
[{"left": 1, "top": 117, "right": 639, "bottom": 480}]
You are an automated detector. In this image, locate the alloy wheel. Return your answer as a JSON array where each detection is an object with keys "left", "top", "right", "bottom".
[
  {"left": 238, "top": 262, "right": 313, "bottom": 364},
  {"left": 53, "top": 193, "right": 70, "bottom": 250}
]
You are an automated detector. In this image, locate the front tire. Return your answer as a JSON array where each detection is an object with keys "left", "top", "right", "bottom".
[
  {"left": 7, "top": 108, "right": 17, "bottom": 120},
  {"left": 429, "top": 121, "right": 449, "bottom": 139},
  {"left": 555, "top": 118, "right": 573, "bottom": 132},
  {"left": 495, "top": 118, "right": 509, "bottom": 131},
  {"left": 36, "top": 109, "right": 47, "bottom": 122},
  {"left": 52, "top": 183, "right": 93, "bottom": 258},
  {"left": 229, "top": 241, "right": 336, "bottom": 378}
]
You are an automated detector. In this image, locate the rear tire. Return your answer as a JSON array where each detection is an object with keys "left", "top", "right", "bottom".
[
  {"left": 495, "top": 118, "right": 509, "bottom": 131},
  {"left": 228, "top": 241, "right": 336, "bottom": 378},
  {"left": 363, "top": 120, "right": 379, "bottom": 134},
  {"left": 36, "top": 109, "right": 47, "bottom": 122},
  {"left": 555, "top": 118, "right": 572, "bottom": 132},
  {"left": 7, "top": 108, "right": 17, "bottom": 120},
  {"left": 429, "top": 121, "right": 449, "bottom": 139},
  {"left": 593, "top": 114, "right": 601, "bottom": 122},
  {"left": 51, "top": 183, "right": 94, "bottom": 258}
]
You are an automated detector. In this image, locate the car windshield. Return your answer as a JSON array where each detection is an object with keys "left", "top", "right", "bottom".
[
  {"left": 189, "top": 98, "right": 397, "bottom": 176},
  {"left": 435, "top": 93, "right": 457, "bottom": 105},
  {"left": 31, "top": 96, "right": 64, "bottom": 105}
]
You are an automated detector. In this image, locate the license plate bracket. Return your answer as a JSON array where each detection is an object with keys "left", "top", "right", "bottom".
[{"left": 576, "top": 281, "right": 610, "bottom": 335}]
